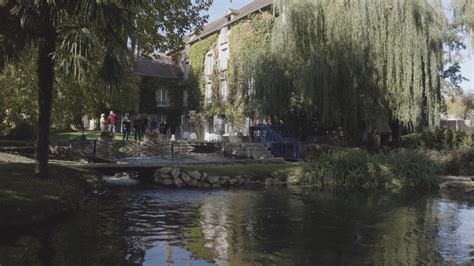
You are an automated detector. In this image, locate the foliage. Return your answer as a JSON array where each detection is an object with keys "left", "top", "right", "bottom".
[
  {"left": 188, "top": 110, "right": 207, "bottom": 140},
  {"left": 302, "top": 148, "right": 437, "bottom": 189},
  {"left": 138, "top": 76, "right": 183, "bottom": 128},
  {"left": 0, "top": 45, "right": 141, "bottom": 133},
  {"left": 445, "top": 95, "right": 473, "bottom": 119},
  {"left": 187, "top": 34, "right": 218, "bottom": 111},
  {"left": 0, "top": 0, "right": 212, "bottom": 178},
  {"left": 227, "top": 12, "right": 275, "bottom": 126},
  {"left": 0, "top": 46, "right": 38, "bottom": 136},
  {"left": 232, "top": 0, "right": 450, "bottom": 144},
  {"left": 452, "top": 0, "right": 474, "bottom": 45},
  {"left": 400, "top": 128, "right": 473, "bottom": 150},
  {"left": 424, "top": 148, "right": 474, "bottom": 176}
]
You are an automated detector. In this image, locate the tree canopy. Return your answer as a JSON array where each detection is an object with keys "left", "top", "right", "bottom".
[
  {"left": 0, "top": 0, "right": 212, "bottom": 178},
  {"left": 235, "top": 0, "right": 452, "bottom": 143}
]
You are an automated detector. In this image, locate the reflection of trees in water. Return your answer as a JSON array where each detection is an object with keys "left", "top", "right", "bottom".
[
  {"left": 191, "top": 188, "right": 448, "bottom": 265},
  {"left": 4, "top": 189, "right": 470, "bottom": 265}
]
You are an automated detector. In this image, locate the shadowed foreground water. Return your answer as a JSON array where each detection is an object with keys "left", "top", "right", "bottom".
[{"left": 0, "top": 187, "right": 473, "bottom": 265}]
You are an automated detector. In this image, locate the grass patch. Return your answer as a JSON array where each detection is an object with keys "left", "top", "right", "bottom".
[
  {"left": 0, "top": 163, "right": 99, "bottom": 227},
  {"left": 181, "top": 164, "right": 303, "bottom": 181}
]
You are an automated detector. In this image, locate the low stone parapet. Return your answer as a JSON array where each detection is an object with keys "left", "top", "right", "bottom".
[{"left": 153, "top": 167, "right": 285, "bottom": 189}]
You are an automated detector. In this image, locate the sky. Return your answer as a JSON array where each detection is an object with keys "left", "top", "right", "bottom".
[{"left": 202, "top": 0, "right": 474, "bottom": 93}]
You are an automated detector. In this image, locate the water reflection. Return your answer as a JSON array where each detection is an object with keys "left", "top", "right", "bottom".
[{"left": 0, "top": 188, "right": 473, "bottom": 265}]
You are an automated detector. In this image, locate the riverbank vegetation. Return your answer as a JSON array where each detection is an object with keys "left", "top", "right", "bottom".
[
  {"left": 0, "top": 163, "right": 99, "bottom": 227},
  {"left": 401, "top": 128, "right": 473, "bottom": 150},
  {"left": 301, "top": 148, "right": 437, "bottom": 189}
]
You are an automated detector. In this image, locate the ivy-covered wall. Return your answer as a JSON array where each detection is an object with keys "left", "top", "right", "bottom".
[
  {"left": 186, "top": 11, "right": 275, "bottom": 129},
  {"left": 187, "top": 34, "right": 218, "bottom": 111},
  {"left": 227, "top": 12, "right": 274, "bottom": 126},
  {"left": 138, "top": 76, "right": 184, "bottom": 128}
]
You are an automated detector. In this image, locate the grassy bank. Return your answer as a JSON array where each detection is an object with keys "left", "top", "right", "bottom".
[
  {"left": 0, "top": 163, "right": 99, "bottom": 227},
  {"left": 181, "top": 164, "right": 304, "bottom": 181},
  {"left": 300, "top": 147, "right": 438, "bottom": 189},
  {"left": 50, "top": 130, "right": 126, "bottom": 142}
]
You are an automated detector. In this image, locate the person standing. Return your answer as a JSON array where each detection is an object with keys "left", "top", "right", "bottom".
[
  {"left": 151, "top": 118, "right": 159, "bottom": 133},
  {"left": 142, "top": 116, "right": 149, "bottom": 133},
  {"left": 107, "top": 110, "right": 117, "bottom": 133},
  {"left": 134, "top": 115, "right": 143, "bottom": 141},
  {"left": 99, "top": 113, "right": 108, "bottom": 131},
  {"left": 122, "top": 114, "right": 131, "bottom": 140}
]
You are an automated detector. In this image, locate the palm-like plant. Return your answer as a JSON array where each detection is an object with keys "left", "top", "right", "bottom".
[{"left": 0, "top": 0, "right": 212, "bottom": 178}]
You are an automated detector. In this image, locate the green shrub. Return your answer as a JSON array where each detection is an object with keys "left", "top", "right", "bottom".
[
  {"left": 400, "top": 128, "right": 473, "bottom": 150},
  {"left": 4, "top": 120, "right": 37, "bottom": 140},
  {"left": 302, "top": 148, "right": 436, "bottom": 189},
  {"left": 303, "top": 144, "right": 343, "bottom": 161},
  {"left": 425, "top": 148, "right": 474, "bottom": 176}
]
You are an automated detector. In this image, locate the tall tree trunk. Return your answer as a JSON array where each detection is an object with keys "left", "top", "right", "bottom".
[
  {"left": 34, "top": 25, "right": 56, "bottom": 179},
  {"left": 0, "top": 34, "right": 4, "bottom": 71}
]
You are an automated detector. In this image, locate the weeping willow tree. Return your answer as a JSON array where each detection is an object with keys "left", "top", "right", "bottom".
[{"left": 239, "top": 0, "right": 448, "bottom": 144}]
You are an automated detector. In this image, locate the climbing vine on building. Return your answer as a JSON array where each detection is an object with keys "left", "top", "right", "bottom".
[
  {"left": 187, "top": 34, "right": 218, "bottom": 111},
  {"left": 227, "top": 11, "right": 275, "bottom": 127}
]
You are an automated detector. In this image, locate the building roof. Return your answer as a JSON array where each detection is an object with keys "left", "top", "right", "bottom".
[
  {"left": 132, "top": 55, "right": 181, "bottom": 79},
  {"left": 186, "top": 0, "right": 273, "bottom": 44}
]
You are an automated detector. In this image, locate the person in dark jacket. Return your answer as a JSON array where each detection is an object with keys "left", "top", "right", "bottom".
[
  {"left": 122, "top": 114, "right": 131, "bottom": 140},
  {"left": 134, "top": 115, "right": 143, "bottom": 141},
  {"left": 151, "top": 118, "right": 159, "bottom": 132},
  {"left": 142, "top": 117, "right": 149, "bottom": 133}
]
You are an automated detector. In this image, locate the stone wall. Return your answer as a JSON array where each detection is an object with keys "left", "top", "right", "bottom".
[
  {"left": 68, "top": 139, "right": 194, "bottom": 160},
  {"left": 154, "top": 167, "right": 285, "bottom": 189}
]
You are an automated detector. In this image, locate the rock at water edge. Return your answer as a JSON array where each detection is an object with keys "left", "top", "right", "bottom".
[
  {"left": 207, "top": 176, "right": 220, "bottom": 184},
  {"left": 162, "top": 179, "right": 174, "bottom": 186},
  {"left": 171, "top": 168, "right": 181, "bottom": 178},
  {"left": 188, "top": 171, "right": 201, "bottom": 180},
  {"left": 219, "top": 176, "right": 230, "bottom": 186},
  {"left": 159, "top": 167, "right": 173, "bottom": 174},
  {"left": 174, "top": 177, "right": 184, "bottom": 187},
  {"left": 181, "top": 173, "right": 192, "bottom": 184}
]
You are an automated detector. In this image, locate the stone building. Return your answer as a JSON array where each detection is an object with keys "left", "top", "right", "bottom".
[
  {"left": 182, "top": 0, "right": 273, "bottom": 141},
  {"left": 132, "top": 54, "right": 187, "bottom": 137}
]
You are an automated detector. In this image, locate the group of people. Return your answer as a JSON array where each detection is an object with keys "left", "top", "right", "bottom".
[
  {"left": 99, "top": 111, "right": 167, "bottom": 141},
  {"left": 99, "top": 111, "right": 117, "bottom": 133}
]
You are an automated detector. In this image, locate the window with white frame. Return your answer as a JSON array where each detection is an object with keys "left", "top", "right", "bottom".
[
  {"left": 219, "top": 27, "right": 228, "bottom": 44},
  {"left": 205, "top": 53, "right": 213, "bottom": 75},
  {"left": 205, "top": 83, "right": 212, "bottom": 103},
  {"left": 220, "top": 47, "right": 228, "bottom": 70},
  {"left": 156, "top": 89, "right": 168, "bottom": 107},
  {"left": 220, "top": 79, "right": 227, "bottom": 100}
]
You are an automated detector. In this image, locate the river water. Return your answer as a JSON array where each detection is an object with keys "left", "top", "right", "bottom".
[{"left": 1, "top": 187, "right": 473, "bottom": 265}]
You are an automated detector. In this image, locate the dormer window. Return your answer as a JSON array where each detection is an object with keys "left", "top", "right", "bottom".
[{"left": 224, "top": 8, "right": 239, "bottom": 22}]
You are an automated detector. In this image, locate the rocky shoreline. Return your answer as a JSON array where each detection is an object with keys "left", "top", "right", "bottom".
[{"left": 153, "top": 167, "right": 285, "bottom": 188}]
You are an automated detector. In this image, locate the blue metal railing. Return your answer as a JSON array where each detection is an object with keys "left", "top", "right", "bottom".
[{"left": 252, "top": 124, "right": 303, "bottom": 161}]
